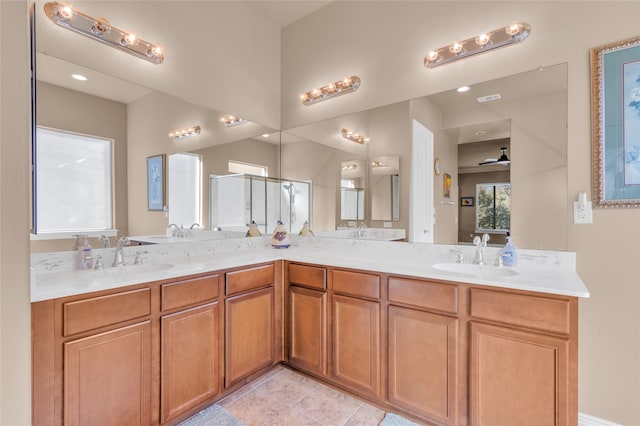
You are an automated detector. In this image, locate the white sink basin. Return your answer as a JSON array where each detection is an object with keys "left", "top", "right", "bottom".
[{"left": 432, "top": 262, "right": 518, "bottom": 278}]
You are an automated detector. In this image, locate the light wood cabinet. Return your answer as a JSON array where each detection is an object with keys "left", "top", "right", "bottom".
[
  {"left": 331, "top": 270, "right": 382, "bottom": 398},
  {"left": 224, "top": 264, "right": 277, "bottom": 388},
  {"left": 388, "top": 306, "right": 458, "bottom": 425},
  {"left": 288, "top": 285, "right": 327, "bottom": 376},
  {"left": 468, "top": 288, "right": 576, "bottom": 426},
  {"left": 64, "top": 321, "right": 151, "bottom": 426},
  {"left": 161, "top": 302, "right": 220, "bottom": 423}
]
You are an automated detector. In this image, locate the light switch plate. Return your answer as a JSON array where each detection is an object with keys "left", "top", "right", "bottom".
[{"left": 573, "top": 201, "right": 593, "bottom": 224}]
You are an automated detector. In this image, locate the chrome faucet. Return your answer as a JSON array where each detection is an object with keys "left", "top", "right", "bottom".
[
  {"left": 481, "top": 233, "right": 490, "bottom": 247},
  {"left": 190, "top": 223, "right": 201, "bottom": 229},
  {"left": 98, "top": 234, "right": 111, "bottom": 248},
  {"left": 167, "top": 223, "right": 185, "bottom": 237},
  {"left": 357, "top": 223, "right": 367, "bottom": 238},
  {"left": 112, "top": 237, "right": 130, "bottom": 267},
  {"left": 472, "top": 236, "right": 485, "bottom": 265}
]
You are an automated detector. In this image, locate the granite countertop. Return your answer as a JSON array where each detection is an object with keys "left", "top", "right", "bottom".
[{"left": 31, "top": 236, "right": 590, "bottom": 302}]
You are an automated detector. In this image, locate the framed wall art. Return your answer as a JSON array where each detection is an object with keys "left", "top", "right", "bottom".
[
  {"left": 461, "top": 197, "right": 474, "bottom": 206},
  {"left": 591, "top": 35, "right": 640, "bottom": 207},
  {"left": 443, "top": 173, "right": 452, "bottom": 198},
  {"left": 146, "top": 154, "right": 165, "bottom": 211}
]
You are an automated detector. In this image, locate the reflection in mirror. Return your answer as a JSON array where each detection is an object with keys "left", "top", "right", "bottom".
[
  {"left": 370, "top": 156, "right": 399, "bottom": 221},
  {"left": 31, "top": 3, "right": 279, "bottom": 252},
  {"left": 340, "top": 160, "right": 366, "bottom": 221},
  {"left": 282, "top": 63, "right": 568, "bottom": 249}
]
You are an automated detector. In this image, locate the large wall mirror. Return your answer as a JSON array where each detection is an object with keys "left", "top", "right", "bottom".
[
  {"left": 30, "top": 1, "right": 568, "bottom": 252},
  {"left": 31, "top": 2, "right": 280, "bottom": 252},
  {"left": 281, "top": 63, "right": 568, "bottom": 250}
]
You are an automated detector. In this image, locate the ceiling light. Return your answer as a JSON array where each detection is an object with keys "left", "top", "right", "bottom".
[
  {"left": 262, "top": 134, "right": 270, "bottom": 138},
  {"left": 477, "top": 94, "right": 502, "bottom": 103},
  {"left": 479, "top": 147, "right": 510, "bottom": 166},
  {"left": 424, "top": 22, "right": 531, "bottom": 68},
  {"left": 475, "top": 131, "right": 487, "bottom": 136},
  {"left": 220, "top": 115, "right": 247, "bottom": 127},
  {"left": 44, "top": 2, "right": 165, "bottom": 65},
  {"left": 301, "top": 76, "right": 361, "bottom": 106},
  {"left": 457, "top": 86, "right": 470, "bottom": 93},
  {"left": 169, "top": 126, "right": 201, "bottom": 140},
  {"left": 341, "top": 128, "right": 369, "bottom": 145},
  {"left": 71, "top": 74, "right": 87, "bottom": 81}
]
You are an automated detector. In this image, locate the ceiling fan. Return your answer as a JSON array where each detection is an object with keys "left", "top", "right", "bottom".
[{"left": 479, "top": 147, "right": 510, "bottom": 166}]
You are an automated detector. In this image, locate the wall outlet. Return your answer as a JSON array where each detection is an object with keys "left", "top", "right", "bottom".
[
  {"left": 383, "top": 222, "right": 392, "bottom": 228},
  {"left": 573, "top": 201, "right": 593, "bottom": 224}
]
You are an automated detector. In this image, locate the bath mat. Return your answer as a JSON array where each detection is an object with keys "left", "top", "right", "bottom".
[
  {"left": 179, "top": 404, "right": 245, "bottom": 426},
  {"left": 379, "top": 412, "right": 421, "bottom": 426}
]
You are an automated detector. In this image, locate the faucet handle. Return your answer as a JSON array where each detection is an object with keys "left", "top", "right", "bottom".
[
  {"left": 450, "top": 247, "right": 465, "bottom": 263},
  {"left": 94, "top": 255, "right": 104, "bottom": 270}
]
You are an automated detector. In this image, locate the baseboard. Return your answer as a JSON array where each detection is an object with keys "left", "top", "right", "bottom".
[{"left": 579, "top": 412, "right": 622, "bottom": 426}]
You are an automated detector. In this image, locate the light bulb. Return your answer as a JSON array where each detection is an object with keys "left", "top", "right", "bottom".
[
  {"left": 449, "top": 41, "right": 464, "bottom": 54},
  {"left": 327, "top": 83, "right": 336, "bottom": 92},
  {"left": 59, "top": 5, "right": 73, "bottom": 19},
  {"left": 506, "top": 23, "right": 521, "bottom": 36},
  {"left": 121, "top": 33, "right": 137, "bottom": 47},
  {"left": 343, "top": 77, "right": 351, "bottom": 86},
  {"left": 149, "top": 45, "right": 163, "bottom": 58},
  {"left": 426, "top": 50, "right": 439, "bottom": 62},
  {"left": 300, "top": 93, "right": 309, "bottom": 102},
  {"left": 312, "top": 89, "right": 321, "bottom": 97},
  {"left": 475, "top": 33, "right": 490, "bottom": 46}
]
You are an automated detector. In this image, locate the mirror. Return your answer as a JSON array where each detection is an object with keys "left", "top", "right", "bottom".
[
  {"left": 282, "top": 63, "right": 568, "bottom": 250},
  {"left": 31, "top": 3, "right": 280, "bottom": 252},
  {"left": 340, "top": 160, "right": 366, "bottom": 222},
  {"left": 370, "top": 156, "right": 399, "bottom": 222}
]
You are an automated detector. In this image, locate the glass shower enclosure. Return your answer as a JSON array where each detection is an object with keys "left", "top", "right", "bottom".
[{"left": 209, "top": 174, "right": 312, "bottom": 235}]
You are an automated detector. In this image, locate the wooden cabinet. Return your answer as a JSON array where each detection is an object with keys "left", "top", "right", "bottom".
[
  {"left": 387, "top": 277, "right": 459, "bottom": 425},
  {"left": 288, "top": 285, "right": 327, "bottom": 376},
  {"left": 64, "top": 321, "right": 151, "bottom": 426},
  {"left": 468, "top": 288, "right": 576, "bottom": 426},
  {"left": 331, "top": 270, "right": 381, "bottom": 398},
  {"left": 225, "top": 265, "right": 275, "bottom": 388},
  {"left": 388, "top": 306, "right": 458, "bottom": 425}
]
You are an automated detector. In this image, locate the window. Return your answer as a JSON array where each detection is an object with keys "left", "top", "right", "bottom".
[
  {"left": 168, "top": 153, "right": 202, "bottom": 227},
  {"left": 35, "top": 127, "right": 113, "bottom": 235},
  {"left": 476, "top": 183, "right": 511, "bottom": 232},
  {"left": 228, "top": 160, "right": 268, "bottom": 177}
]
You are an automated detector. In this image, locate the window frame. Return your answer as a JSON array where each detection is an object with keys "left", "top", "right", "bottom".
[
  {"left": 475, "top": 182, "right": 511, "bottom": 233},
  {"left": 31, "top": 126, "right": 117, "bottom": 240}
]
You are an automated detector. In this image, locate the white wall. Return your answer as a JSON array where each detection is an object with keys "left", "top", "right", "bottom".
[
  {"left": 0, "top": 2, "right": 31, "bottom": 424},
  {"left": 282, "top": 2, "right": 640, "bottom": 423}
]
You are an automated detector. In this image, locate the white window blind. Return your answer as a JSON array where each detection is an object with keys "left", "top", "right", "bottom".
[{"left": 35, "top": 127, "right": 113, "bottom": 234}]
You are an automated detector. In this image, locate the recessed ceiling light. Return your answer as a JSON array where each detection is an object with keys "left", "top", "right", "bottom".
[
  {"left": 71, "top": 74, "right": 87, "bottom": 81},
  {"left": 475, "top": 131, "right": 487, "bottom": 136},
  {"left": 457, "top": 86, "right": 470, "bottom": 93},
  {"left": 262, "top": 134, "right": 270, "bottom": 138},
  {"left": 477, "top": 93, "right": 501, "bottom": 103}
]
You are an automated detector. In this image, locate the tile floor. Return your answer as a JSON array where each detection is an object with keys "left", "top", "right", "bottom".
[{"left": 190, "top": 365, "right": 389, "bottom": 426}]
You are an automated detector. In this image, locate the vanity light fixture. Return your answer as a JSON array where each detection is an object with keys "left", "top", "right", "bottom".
[
  {"left": 341, "top": 164, "right": 358, "bottom": 172},
  {"left": 424, "top": 22, "right": 531, "bottom": 68},
  {"left": 341, "top": 128, "right": 369, "bottom": 145},
  {"left": 220, "top": 115, "right": 247, "bottom": 127},
  {"left": 168, "top": 126, "right": 201, "bottom": 140},
  {"left": 44, "top": 2, "right": 165, "bottom": 65},
  {"left": 371, "top": 160, "right": 385, "bottom": 168},
  {"left": 301, "top": 76, "right": 361, "bottom": 106}
]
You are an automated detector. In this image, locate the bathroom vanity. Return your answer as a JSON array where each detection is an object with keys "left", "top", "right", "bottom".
[{"left": 31, "top": 237, "right": 588, "bottom": 426}]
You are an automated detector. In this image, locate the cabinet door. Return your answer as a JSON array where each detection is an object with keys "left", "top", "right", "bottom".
[
  {"left": 64, "top": 321, "right": 151, "bottom": 426},
  {"left": 288, "top": 285, "right": 327, "bottom": 376},
  {"left": 332, "top": 294, "right": 380, "bottom": 397},
  {"left": 225, "top": 287, "right": 274, "bottom": 387},
  {"left": 161, "top": 302, "right": 220, "bottom": 423},
  {"left": 388, "top": 306, "right": 458, "bottom": 425},
  {"left": 469, "top": 322, "right": 570, "bottom": 426}
]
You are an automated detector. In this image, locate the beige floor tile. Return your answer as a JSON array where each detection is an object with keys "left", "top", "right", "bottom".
[
  {"left": 344, "top": 403, "right": 386, "bottom": 426},
  {"left": 292, "top": 383, "right": 364, "bottom": 425},
  {"left": 252, "top": 368, "right": 323, "bottom": 405}
]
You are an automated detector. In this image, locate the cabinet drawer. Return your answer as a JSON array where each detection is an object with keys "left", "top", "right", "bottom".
[
  {"left": 332, "top": 270, "right": 380, "bottom": 300},
  {"left": 161, "top": 275, "right": 219, "bottom": 311},
  {"left": 63, "top": 288, "right": 151, "bottom": 337},
  {"left": 288, "top": 263, "right": 326, "bottom": 290},
  {"left": 388, "top": 277, "right": 458, "bottom": 315},
  {"left": 226, "top": 264, "right": 274, "bottom": 296},
  {"left": 470, "top": 288, "right": 570, "bottom": 335}
]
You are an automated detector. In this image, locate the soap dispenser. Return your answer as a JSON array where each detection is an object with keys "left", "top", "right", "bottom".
[
  {"left": 299, "top": 220, "right": 314, "bottom": 236},
  {"left": 74, "top": 234, "right": 93, "bottom": 270},
  {"left": 271, "top": 220, "right": 291, "bottom": 249},
  {"left": 246, "top": 221, "right": 262, "bottom": 237},
  {"left": 500, "top": 233, "right": 518, "bottom": 267}
]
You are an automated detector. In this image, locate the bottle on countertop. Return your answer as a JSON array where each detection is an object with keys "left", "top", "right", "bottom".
[
  {"left": 500, "top": 233, "right": 518, "bottom": 267},
  {"left": 74, "top": 234, "right": 93, "bottom": 270}
]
